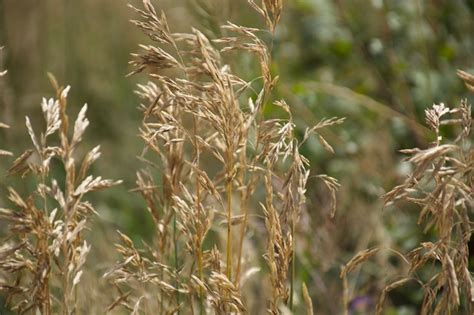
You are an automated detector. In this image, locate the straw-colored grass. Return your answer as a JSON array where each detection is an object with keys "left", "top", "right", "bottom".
[
  {"left": 341, "top": 70, "right": 473, "bottom": 315},
  {"left": 105, "top": 0, "right": 342, "bottom": 313},
  {"left": 0, "top": 74, "right": 121, "bottom": 314}
]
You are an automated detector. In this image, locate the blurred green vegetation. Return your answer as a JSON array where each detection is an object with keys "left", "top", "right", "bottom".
[{"left": 0, "top": 0, "right": 473, "bottom": 314}]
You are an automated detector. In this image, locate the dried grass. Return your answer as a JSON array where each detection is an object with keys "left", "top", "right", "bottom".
[
  {"left": 105, "top": 0, "right": 342, "bottom": 314},
  {"left": 342, "top": 70, "right": 473, "bottom": 314},
  {"left": 0, "top": 76, "right": 121, "bottom": 314},
  {"left": 0, "top": 2, "right": 471, "bottom": 315}
]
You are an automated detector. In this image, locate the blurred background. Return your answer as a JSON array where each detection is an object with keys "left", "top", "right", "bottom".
[{"left": 0, "top": 0, "right": 473, "bottom": 314}]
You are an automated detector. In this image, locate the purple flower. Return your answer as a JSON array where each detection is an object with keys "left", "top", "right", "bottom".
[{"left": 349, "top": 295, "right": 374, "bottom": 314}]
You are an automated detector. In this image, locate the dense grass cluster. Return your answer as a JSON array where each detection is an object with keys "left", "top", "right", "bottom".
[{"left": 0, "top": 1, "right": 473, "bottom": 314}]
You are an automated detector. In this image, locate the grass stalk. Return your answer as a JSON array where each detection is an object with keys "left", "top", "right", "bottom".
[
  {"left": 226, "top": 173, "right": 233, "bottom": 280},
  {"left": 173, "top": 211, "right": 180, "bottom": 313},
  {"left": 290, "top": 212, "right": 296, "bottom": 311}
]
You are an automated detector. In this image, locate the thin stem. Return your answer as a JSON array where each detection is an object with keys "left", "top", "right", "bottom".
[
  {"left": 39, "top": 154, "right": 52, "bottom": 315},
  {"left": 224, "top": 168, "right": 234, "bottom": 315},
  {"left": 226, "top": 167, "right": 233, "bottom": 280},
  {"left": 235, "top": 139, "right": 248, "bottom": 284},
  {"left": 40, "top": 235, "right": 52, "bottom": 315},
  {"left": 193, "top": 115, "right": 204, "bottom": 315},
  {"left": 197, "top": 246, "right": 204, "bottom": 315},
  {"left": 62, "top": 136, "right": 74, "bottom": 315},
  {"left": 61, "top": 242, "right": 70, "bottom": 315},
  {"left": 173, "top": 214, "right": 180, "bottom": 313},
  {"left": 290, "top": 211, "right": 296, "bottom": 311},
  {"left": 159, "top": 268, "right": 163, "bottom": 314},
  {"left": 235, "top": 204, "right": 248, "bottom": 284}
]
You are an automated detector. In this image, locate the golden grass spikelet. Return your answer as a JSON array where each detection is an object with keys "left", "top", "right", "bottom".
[
  {"left": 302, "top": 282, "right": 314, "bottom": 315},
  {"left": 457, "top": 69, "right": 474, "bottom": 92},
  {"left": 340, "top": 247, "right": 380, "bottom": 279},
  {"left": 375, "top": 278, "right": 417, "bottom": 315},
  {"left": 248, "top": 0, "right": 283, "bottom": 33},
  {"left": 208, "top": 271, "right": 246, "bottom": 313}
]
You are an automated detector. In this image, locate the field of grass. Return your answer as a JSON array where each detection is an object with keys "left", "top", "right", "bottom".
[{"left": 0, "top": 0, "right": 473, "bottom": 314}]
